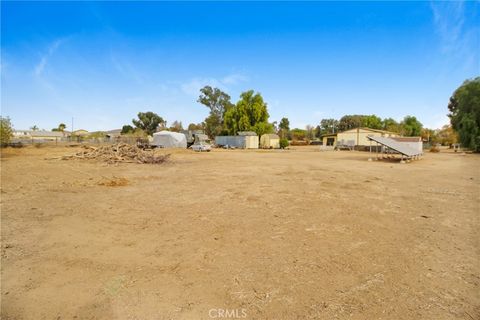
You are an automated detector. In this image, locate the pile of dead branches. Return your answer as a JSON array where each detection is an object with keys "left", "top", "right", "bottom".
[{"left": 62, "top": 144, "right": 170, "bottom": 164}]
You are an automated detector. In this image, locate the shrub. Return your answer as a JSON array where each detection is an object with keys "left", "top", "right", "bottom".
[
  {"left": 0, "top": 116, "right": 13, "bottom": 147},
  {"left": 279, "top": 138, "right": 289, "bottom": 149}
]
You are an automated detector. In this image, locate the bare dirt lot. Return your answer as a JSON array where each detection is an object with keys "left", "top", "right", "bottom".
[{"left": 1, "top": 146, "right": 479, "bottom": 319}]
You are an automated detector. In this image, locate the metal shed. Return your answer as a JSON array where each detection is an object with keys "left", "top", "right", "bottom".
[{"left": 215, "top": 135, "right": 259, "bottom": 149}]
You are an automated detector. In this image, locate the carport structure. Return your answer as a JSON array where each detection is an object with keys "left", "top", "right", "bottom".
[{"left": 367, "top": 136, "right": 423, "bottom": 163}]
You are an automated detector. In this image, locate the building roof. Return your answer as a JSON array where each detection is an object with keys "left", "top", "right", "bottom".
[
  {"left": 321, "top": 127, "right": 399, "bottom": 138},
  {"left": 262, "top": 133, "right": 280, "bottom": 139},
  {"left": 341, "top": 127, "right": 398, "bottom": 135},
  {"left": 320, "top": 132, "right": 337, "bottom": 138},
  {"left": 392, "top": 137, "right": 422, "bottom": 142},
  {"left": 14, "top": 130, "right": 65, "bottom": 137},
  {"left": 237, "top": 131, "right": 257, "bottom": 136},
  {"left": 105, "top": 129, "right": 122, "bottom": 137}
]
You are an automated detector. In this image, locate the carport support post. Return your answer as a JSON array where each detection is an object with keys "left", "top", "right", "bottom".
[{"left": 368, "top": 139, "right": 372, "bottom": 161}]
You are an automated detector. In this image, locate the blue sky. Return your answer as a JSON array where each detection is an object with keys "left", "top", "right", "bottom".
[{"left": 1, "top": 1, "right": 479, "bottom": 131}]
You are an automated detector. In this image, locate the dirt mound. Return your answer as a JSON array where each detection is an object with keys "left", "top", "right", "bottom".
[{"left": 62, "top": 144, "right": 170, "bottom": 164}]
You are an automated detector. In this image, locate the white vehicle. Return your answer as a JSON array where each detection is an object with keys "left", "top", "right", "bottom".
[{"left": 191, "top": 143, "right": 211, "bottom": 152}]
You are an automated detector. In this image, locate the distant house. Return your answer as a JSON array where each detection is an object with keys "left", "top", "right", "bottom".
[
  {"left": 13, "top": 130, "right": 66, "bottom": 141},
  {"left": 260, "top": 134, "right": 280, "bottom": 149}
]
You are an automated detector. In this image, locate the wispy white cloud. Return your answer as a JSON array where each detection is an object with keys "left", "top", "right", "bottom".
[
  {"left": 222, "top": 73, "right": 248, "bottom": 85},
  {"left": 34, "top": 38, "right": 64, "bottom": 77},
  {"left": 181, "top": 77, "right": 223, "bottom": 96},
  {"left": 430, "top": 1, "right": 465, "bottom": 52},
  {"left": 180, "top": 72, "right": 248, "bottom": 96},
  {"left": 110, "top": 54, "right": 144, "bottom": 84},
  {"left": 430, "top": 1, "right": 478, "bottom": 70}
]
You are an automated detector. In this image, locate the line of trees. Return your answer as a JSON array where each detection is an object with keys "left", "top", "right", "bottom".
[
  {"left": 2, "top": 77, "right": 477, "bottom": 150},
  {"left": 97, "top": 80, "right": 480, "bottom": 150},
  {"left": 276, "top": 114, "right": 425, "bottom": 143}
]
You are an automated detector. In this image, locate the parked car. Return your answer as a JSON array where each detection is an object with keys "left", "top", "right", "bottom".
[{"left": 191, "top": 143, "right": 211, "bottom": 152}]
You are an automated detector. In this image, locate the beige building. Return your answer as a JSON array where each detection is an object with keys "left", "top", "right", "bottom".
[
  {"left": 260, "top": 134, "right": 280, "bottom": 149},
  {"left": 322, "top": 127, "right": 398, "bottom": 148}
]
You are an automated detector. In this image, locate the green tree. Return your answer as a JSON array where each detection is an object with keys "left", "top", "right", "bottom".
[
  {"left": 0, "top": 116, "right": 13, "bottom": 146},
  {"left": 382, "top": 118, "right": 400, "bottom": 133},
  {"left": 132, "top": 111, "right": 165, "bottom": 136},
  {"left": 400, "top": 115, "right": 423, "bottom": 136},
  {"left": 52, "top": 123, "right": 67, "bottom": 132},
  {"left": 338, "top": 115, "right": 382, "bottom": 131},
  {"left": 278, "top": 117, "right": 290, "bottom": 138},
  {"left": 187, "top": 123, "right": 204, "bottom": 131},
  {"left": 30, "top": 125, "right": 39, "bottom": 131},
  {"left": 290, "top": 128, "right": 306, "bottom": 141},
  {"left": 448, "top": 77, "right": 480, "bottom": 151},
  {"left": 434, "top": 125, "right": 458, "bottom": 146},
  {"left": 319, "top": 118, "right": 339, "bottom": 136},
  {"left": 421, "top": 128, "right": 437, "bottom": 144},
  {"left": 198, "top": 86, "right": 234, "bottom": 138},
  {"left": 224, "top": 90, "right": 273, "bottom": 136},
  {"left": 169, "top": 120, "right": 183, "bottom": 132},
  {"left": 279, "top": 138, "right": 289, "bottom": 149},
  {"left": 204, "top": 113, "right": 223, "bottom": 137},
  {"left": 338, "top": 115, "right": 363, "bottom": 131},
  {"left": 362, "top": 115, "right": 382, "bottom": 129},
  {"left": 279, "top": 117, "right": 290, "bottom": 131},
  {"left": 121, "top": 125, "right": 134, "bottom": 134}
]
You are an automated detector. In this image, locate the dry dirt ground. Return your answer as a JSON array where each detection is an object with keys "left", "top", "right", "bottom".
[{"left": 1, "top": 145, "right": 479, "bottom": 320}]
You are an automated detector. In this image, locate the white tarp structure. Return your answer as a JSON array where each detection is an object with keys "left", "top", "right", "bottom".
[{"left": 152, "top": 131, "right": 187, "bottom": 148}]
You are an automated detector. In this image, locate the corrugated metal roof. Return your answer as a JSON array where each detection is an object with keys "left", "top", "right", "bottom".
[
  {"left": 341, "top": 127, "right": 397, "bottom": 135},
  {"left": 392, "top": 137, "right": 421, "bottom": 142},
  {"left": 321, "top": 133, "right": 337, "bottom": 137},
  {"left": 367, "top": 136, "right": 422, "bottom": 157},
  {"left": 14, "top": 130, "right": 65, "bottom": 137},
  {"left": 262, "top": 134, "right": 279, "bottom": 139},
  {"left": 237, "top": 131, "right": 257, "bottom": 136}
]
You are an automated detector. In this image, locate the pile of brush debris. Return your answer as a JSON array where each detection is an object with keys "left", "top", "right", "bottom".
[{"left": 62, "top": 144, "right": 170, "bottom": 164}]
